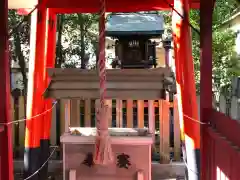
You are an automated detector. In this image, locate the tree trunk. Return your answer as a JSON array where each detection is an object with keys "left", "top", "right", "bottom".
[
  {"left": 79, "top": 15, "right": 86, "bottom": 69},
  {"left": 56, "top": 15, "right": 64, "bottom": 68},
  {"left": 14, "top": 31, "right": 28, "bottom": 92}
]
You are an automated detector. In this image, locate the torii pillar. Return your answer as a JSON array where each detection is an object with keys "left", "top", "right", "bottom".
[
  {"left": 39, "top": 9, "right": 57, "bottom": 180},
  {"left": 172, "top": 0, "right": 200, "bottom": 179},
  {"left": 0, "top": 0, "right": 14, "bottom": 179},
  {"left": 24, "top": 2, "right": 49, "bottom": 179}
]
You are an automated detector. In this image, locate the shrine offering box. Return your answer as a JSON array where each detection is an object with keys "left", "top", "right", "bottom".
[{"left": 61, "top": 127, "right": 153, "bottom": 180}]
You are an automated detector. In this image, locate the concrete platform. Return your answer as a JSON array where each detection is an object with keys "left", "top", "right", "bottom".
[
  {"left": 152, "top": 162, "right": 185, "bottom": 179},
  {"left": 14, "top": 161, "right": 185, "bottom": 180}
]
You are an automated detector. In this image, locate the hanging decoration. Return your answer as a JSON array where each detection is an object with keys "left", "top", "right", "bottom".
[
  {"left": 94, "top": 0, "right": 113, "bottom": 165},
  {"left": 117, "top": 153, "right": 131, "bottom": 169}
]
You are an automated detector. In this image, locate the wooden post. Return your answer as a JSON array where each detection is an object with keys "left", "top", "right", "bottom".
[
  {"left": 50, "top": 101, "right": 57, "bottom": 146},
  {"left": 127, "top": 100, "right": 133, "bottom": 128},
  {"left": 84, "top": 99, "right": 91, "bottom": 127},
  {"left": 200, "top": 0, "right": 214, "bottom": 179},
  {"left": 105, "top": 100, "right": 112, "bottom": 127},
  {"left": 137, "top": 100, "right": 144, "bottom": 128},
  {"left": 65, "top": 100, "right": 71, "bottom": 132},
  {"left": 70, "top": 99, "right": 80, "bottom": 127},
  {"left": 116, "top": 99, "right": 123, "bottom": 127},
  {"left": 158, "top": 100, "right": 162, "bottom": 159},
  {"left": 69, "top": 169, "right": 77, "bottom": 180},
  {"left": 173, "top": 95, "right": 181, "bottom": 161},
  {"left": 159, "top": 100, "right": 170, "bottom": 163},
  {"left": 19, "top": 96, "right": 25, "bottom": 149},
  {"left": 148, "top": 100, "right": 155, "bottom": 146},
  {"left": 95, "top": 99, "right": 100, "bottom": 127},
  {"left": 0, "top": 0, "right": 14, "bottom": 179},
  {"left": 137, "top": 170, "right": 144, "bottom": 180},
  {"left": 77, "top": 100, "right": 81, "bottom": 125},
  {"left": 60, "top": 99, "right": 66, "bottom": 134}
]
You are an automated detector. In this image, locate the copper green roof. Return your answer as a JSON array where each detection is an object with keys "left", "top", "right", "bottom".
[{"left": 106, "top": 13, "right": 164, "bottom": 36}]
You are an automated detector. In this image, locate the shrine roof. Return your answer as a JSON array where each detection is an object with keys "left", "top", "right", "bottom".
[
  {"left": 106, "top": 13, "right": 164, "bottom": 36},
  {"left": 9, "top": 0, "right": 200, "bottom": 12},
  {"left": 44, "top": 68, "right": 171, "bottom": 99}
]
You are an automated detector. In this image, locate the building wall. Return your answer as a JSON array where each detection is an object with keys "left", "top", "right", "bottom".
[
  {"left": 221, "top": 12, "right": 240, "bottom": 54},
  {"left": 222, "top": 12, "right": 240, "bottom": 32},
  {"left": 156, "top": 47, "right": 166, "bottom": 67}
]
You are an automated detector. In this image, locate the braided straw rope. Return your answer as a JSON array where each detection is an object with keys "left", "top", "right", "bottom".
[{"left": 94, "top": 0, "right": 113, "bottom": 165}]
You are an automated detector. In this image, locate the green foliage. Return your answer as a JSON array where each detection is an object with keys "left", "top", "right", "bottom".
[
  {"left": 62, "top": 13, "right": 99, "bottom": 68},
  {"left": 8, "top": 10, "right": 30, "bottom": 90},
  {"left": 190, "top": 0, "right": 239, "bottom": 94},
  {"left": 8, "top": 10, "right": 30, "bottom": 63},
  {"left": 8, "top": 11, "right": 99, "bottom": 90}
]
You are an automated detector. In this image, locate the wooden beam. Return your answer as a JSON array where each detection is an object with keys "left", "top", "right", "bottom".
[
  {"left": 47, "top": 89, "right": 165, "bottom": 100},
  {"left": 47, "top": 67, "right": 170, "bottom": 77}
]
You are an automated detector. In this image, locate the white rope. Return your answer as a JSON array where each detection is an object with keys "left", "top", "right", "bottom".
[
  {"left": 0, "top": 101, "right": 57, "bottom": 126},
  {"left": 24, "top": 146, "right": 58, "bottom": 180},
  {"left": 183, "top": 114, "right": 210, "bottom": 125},
  {"left": 182, "top": 157, "right": 199, "bottom": 175}
]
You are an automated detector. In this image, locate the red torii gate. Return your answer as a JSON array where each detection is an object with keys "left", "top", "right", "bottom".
[{"left": 1, "top": 0, "right": 240, "bottom": 180}]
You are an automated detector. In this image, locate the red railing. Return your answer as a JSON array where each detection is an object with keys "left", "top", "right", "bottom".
[{"left": 204, "top": 109, "right": 240, "bottom": 180}]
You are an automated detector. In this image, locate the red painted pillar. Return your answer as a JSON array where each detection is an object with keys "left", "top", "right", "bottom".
[
  {"left": 200, "top": 0, "right": 214, "bottom": 179},
  {"left": 172, "top": 0, "right": 200, "bottom": 179},
  {"left": 39, "top": 9, "right": 57, "bottom": 180},
  {"left": 0, "top": 0, "right": 14, "bottom": 179},
  {"left": 24, "top": 3, "right": 48, "bottom": 180}
]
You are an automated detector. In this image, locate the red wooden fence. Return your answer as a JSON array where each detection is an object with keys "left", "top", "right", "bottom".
[{"left": 205, "top": 109, "right": 240, "bottom": 179}]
